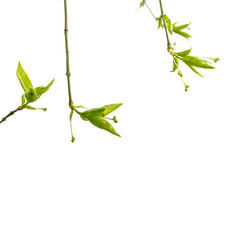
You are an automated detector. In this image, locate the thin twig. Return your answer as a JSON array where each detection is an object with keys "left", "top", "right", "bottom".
[
  {"left": 0, "top": 104, "right": 26, "bottom": 124},
  {"left": 145, "top": 2, "right": 156, "bottom": 20}
]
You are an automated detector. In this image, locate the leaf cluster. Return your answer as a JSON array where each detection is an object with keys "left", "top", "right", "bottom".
[
  {"left": 79, "top": 103, "right": 122, "bottom": 137},
  {"left": 17, "top": 62, "right": 54, "bottom": 110},
  {"left": 172, "top": 48, "right": 219, "bottom": 80},
  {"left": 69, "top": 103, "right": 122, "bottom": 142},
  {"left": 156, "top": 15, "right": 191, "bottom": 39},
  {"left": 139, "top": 1, "right": 219, "bottom": 91}
]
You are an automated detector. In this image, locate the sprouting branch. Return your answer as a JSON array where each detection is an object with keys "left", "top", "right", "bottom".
[{"left": 139, "top": 0, "right": 219, "bottom": 91}]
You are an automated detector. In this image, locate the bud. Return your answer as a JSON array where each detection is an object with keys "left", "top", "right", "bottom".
[{"left": 113, "top": 116, "right": 118, "bottom": 123}]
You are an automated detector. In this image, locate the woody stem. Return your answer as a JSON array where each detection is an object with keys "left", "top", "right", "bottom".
[{"left": 0, "top": 104, "right": 27, "bottom": 124}]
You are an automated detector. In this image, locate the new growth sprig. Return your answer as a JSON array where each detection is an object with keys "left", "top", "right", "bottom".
[
  {"left": 63, "top": 0, "right": 122, "bottom": 142},
  {"left": 0, "top": 62, "right": 54, "bottom": 124},
  {"left": 139, "top": 0, "right": 219, "bottom": 91}
]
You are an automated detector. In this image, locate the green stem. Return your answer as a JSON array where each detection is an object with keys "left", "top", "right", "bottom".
[
  {"left": 172, "top": 57, "right": 188, "bottom": 89},
  {"left": 145, "top": 2, "right": 156, "bottom": 20},
  {"left": 69, "top": 109, "right": 75, "bottom": 142},
  {"left": 64, "top": 0, "right": 73, "bottom": 105},
  {"left": 158, "top": 0, "right": 171, "bottom": 48},
  {"left": 0, "top": 104, "right": 27, "bottom": 124}
]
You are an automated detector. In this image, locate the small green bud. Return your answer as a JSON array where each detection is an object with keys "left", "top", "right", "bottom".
[
  {"left": 139, "top": 0, "right": 145, "bottom": 8},
  {"left": 185, "top": 85, "right": 190, "bottom": 91},
  {"left": 178, "top": 70, "right": 183, "bottom": 77},
  {"left": 25, "top": 88, "right": 38, "bottom": 103},
  {"left": 113, "top": 116, "right": 118, "bottom": 123},
  {"left": 168, "top": 45, "right": 175, "bottom": 56}
]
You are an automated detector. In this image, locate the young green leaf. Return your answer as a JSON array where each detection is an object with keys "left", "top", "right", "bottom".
[
  {"left": 16, "top": 62, "right": 33, "bottom": 92},
  {"left": 101, "top": 103, "right": 123, "bottom": 116},
  {"left": 80, "top": 103, "right": 123, "bottom": 119},
  {"left": 89, "top": 117, "right": 121, "bottom": 137},
  {"left": 180, "top": 56, "right": 215, "bottom": 69},
  {"left": 164, "top": 16, "right": 173, "bottom": 35},
  {"left": 176, "top": 48, "right": 192, "bottom": 57},
  {"left": 80, "top": 107, "right": 106, "bottom": 119},
  {"left": 185, "top": 64, "right": 204, "bottom": 77},
  {"left": 35, "top": 78, "right": 55, "bottom": 98},
  {"left": 173, "top": 30, "right": 191, "bottom": 39},
  {"left": 156, "top": 17, "right": 163, "bottom": 29},
  {"left": 172, "top": 22, "right": 191, "bottom": 31}
]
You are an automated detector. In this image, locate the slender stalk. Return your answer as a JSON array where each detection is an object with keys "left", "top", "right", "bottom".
[
  {"left": 0, "top": 104, "right": 26, "bottom": 124},
  {"left": 64, "top": 0, "right": 73, "bottom": 105},
  {"left": 145, "top": 2, "right": 156, "bottom": 20},
  {"left": 158, "top": 0, "right": 171, "bottom": 48}
]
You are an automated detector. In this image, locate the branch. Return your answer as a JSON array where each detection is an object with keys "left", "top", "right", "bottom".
[
  {"left": 158, "top": 0, "right": 171, "bottom": 48},
  {"left": 64, "top": 0, "right": 73, "bottom": 106},
  {"left": 0, "top": 105, "right": 26, "bottom": 124}
]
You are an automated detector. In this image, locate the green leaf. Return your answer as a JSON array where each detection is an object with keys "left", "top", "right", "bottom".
[
  {"left": 185, "top": 64, "right": 204, "bottom": 77},
  {"left": 35, "top": 78, "right": 55, "bottom": 98},
  {"left": 80, "top": 107, "right": 106, "bottom": 119},
  {"left": 172, "top": 22, "right": 191, "bottom": 31},
  {"left": 89, "top": 117, "right": 121, "bottom": 137},
  {"left": 16, "top": 61, "right": 33, "bottom": 92},
  {"left": 80, "top": 103, "right": 123, "bottom": 119},
  {"left": 173, "top": 30, "right": 191, "bottom": 39},
  {"left": 170, "top": 57, "right": 179, "bottom": 72},
  {"left": 156, "top": 17, "right": 163, "bottom": 29},
  {"left": 101, "top": 103, "right": 123, "bottom": 116},
  {"left": 180, "top": 56, "right": 215, "bottom": 69},
  {"left": 176, "top": 48, "right": 192, "bottom": 57},
  {"left": 165, "top": 16, "right": 173, "bottom": 35}
]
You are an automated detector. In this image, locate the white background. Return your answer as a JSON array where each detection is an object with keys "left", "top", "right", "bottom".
[{"left": 0, "top": 0, "right": 239, "bottom": 239}]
